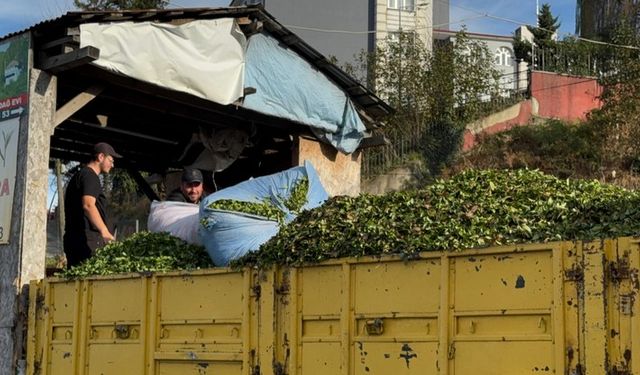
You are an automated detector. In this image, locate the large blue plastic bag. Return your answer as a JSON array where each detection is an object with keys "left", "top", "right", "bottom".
[{"left": 199, "top": 161, "right": 328, "bottom": 265}]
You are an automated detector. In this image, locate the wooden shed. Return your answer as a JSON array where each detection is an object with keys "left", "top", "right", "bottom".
[{"left": 0, "top": 6, "right": 391, "bottom": 373}]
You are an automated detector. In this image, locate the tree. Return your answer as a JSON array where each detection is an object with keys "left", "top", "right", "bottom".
[
  {"left": 74, "top": 0, "right": 168, "bottom": 10},
  {"left": 532, "top": 3, "right": 560, "bottom": 50},
  {"left": 513, "top": 3, "right": 560, "bottom": 63},
  {"left": 353, "top": 30, "right": 500, "bottom": 179}
]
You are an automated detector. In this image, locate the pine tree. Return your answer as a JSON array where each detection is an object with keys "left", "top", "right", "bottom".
[
  {"left": 74, "top": 0, "right": 169, "bottom": 10},
  {"left": 513, "top": 3, "right": 560, "bottom": 63},
  {"left": 531, "top": 3, "right": 560, "bottom": 50}
]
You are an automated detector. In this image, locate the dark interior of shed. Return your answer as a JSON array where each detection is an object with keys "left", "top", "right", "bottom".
[{"left": 50, "top": 62, "right": 309, "bottom": 198}]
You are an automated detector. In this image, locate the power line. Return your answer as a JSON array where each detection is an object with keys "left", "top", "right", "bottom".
[
  {"left": 281, "top": 14, "right": 487, "bottom": 35},
  {"left": 444, "top": 0, "right": 640, "bottom": 50}
]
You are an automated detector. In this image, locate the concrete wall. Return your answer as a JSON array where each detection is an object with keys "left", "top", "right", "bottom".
[
  {"left": 0, "top": 66, "right": 55, "bottom": 374},
  {"left": 463, "top": 71, "right": 603, "bottom": 150},
  {"left": 463, "top": 99, "right": 536, "bottom": 151},
  {"left": 294, "top": 137, "right": 361, "bottom": 196},
  {"left": 530, "top": 71, "right": 602, "bottom": 121}
]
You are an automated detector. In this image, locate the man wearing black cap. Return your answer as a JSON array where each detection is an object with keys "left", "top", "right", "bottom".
[
  {"left": 63, "top": 142, "right": 122, "bottom": 268},
  {"left": 166, "top": 167, "right": 204, "bottom": 204}
]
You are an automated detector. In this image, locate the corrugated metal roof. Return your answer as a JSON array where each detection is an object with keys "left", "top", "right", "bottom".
[{"left": 2, "top": 6, "right": 392, "bottom": 121}]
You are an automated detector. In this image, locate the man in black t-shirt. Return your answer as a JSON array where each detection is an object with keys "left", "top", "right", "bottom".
[{"left": 63, "top": 142, "right": 122, "bottom": 268}]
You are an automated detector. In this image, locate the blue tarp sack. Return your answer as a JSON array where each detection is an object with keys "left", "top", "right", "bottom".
[{"left": 199, "top": 161, "right": 328, "bottom": 265}]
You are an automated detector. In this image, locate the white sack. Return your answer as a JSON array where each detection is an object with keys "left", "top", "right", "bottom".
[
  {"left": 80, "top": 19, "right": 246, "bottom": 105},
  {"left": 148, "top": 201, "right": 201, "bottom": 245}
]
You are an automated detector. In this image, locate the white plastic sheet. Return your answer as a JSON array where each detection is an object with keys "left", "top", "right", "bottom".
[{"left": 80, "top": 19, "right": 246, "bottom": 105}]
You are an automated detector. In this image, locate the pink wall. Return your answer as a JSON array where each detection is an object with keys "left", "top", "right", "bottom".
[
  {"left": 530, "top": 71, "right": 602, "bottom": 121},
  {"left": 463, "top": 71, "right": 603, "bottom": 151},
  {"left": 463, "top": 100, "right": 534, "bottom": 151}
]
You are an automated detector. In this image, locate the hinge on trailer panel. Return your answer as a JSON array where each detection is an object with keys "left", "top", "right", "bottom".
[
  {"left": 447, "top": 343, "right": 456, "bottom": 359},
  {"left": 565, "top": 264, "right": 584, "bottom": 281},
  {"left": 609, "top": 258, "right": 631, "bottom": 282},
  {"left": 571, "top": 364, "right": 584, "bottom": 375},
  {"left": 252, "top": 284, "right": 262, "bottom": 300},
  {"left": 273, "top": 362, "right": 287, "bottom": 375},
  {"left": 275, "top": 278, "right": 290, "bottom": 295},
  {"left": 608, "top": 364, "right": 631, "bottom": 375},
  {"left": 620, "top": 294, "right": 634, "bottom": 315}
]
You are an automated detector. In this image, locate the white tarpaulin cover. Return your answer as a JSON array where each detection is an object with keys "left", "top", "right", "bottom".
[{"left": 80, "top": 19, "right": 246, "bottom": 105}]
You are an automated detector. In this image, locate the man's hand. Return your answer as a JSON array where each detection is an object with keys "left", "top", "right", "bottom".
[{"left": 101, "top": 230, "right": 115, "bottom": 244}]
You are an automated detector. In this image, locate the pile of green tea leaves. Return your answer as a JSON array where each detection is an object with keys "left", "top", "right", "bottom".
[
  {"left": 207, "top": 177, "right": 309, "bottom": 224},
  {"left": 232, "top": 169, "right": 640, "bottom": 267},
  {"left": 58, "top": 232, "right": 213, "bottom": 279}
]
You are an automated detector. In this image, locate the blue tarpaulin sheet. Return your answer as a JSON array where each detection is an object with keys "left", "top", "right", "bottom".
[
  {"left": 198, "top": 161, "right": 328, "bottom": 266},
  {"left": 243, "top": 32, "right": 367, "bottom": 154}
]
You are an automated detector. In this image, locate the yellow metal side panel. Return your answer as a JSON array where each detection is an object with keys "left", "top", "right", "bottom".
[
  {"left": 300, "top": 342, "right": 342, "bottom": 375},
  {"left": 353, "top": 339, "right": 436, "bottom": 375},
  {"left": 454, "top": 342, "right": 553, "bottom": 374},
  {"left": 84, "top": 277, "right": 146, "bottom": 375},
  {"left": 158, "top": 272, "right": 244, "bottom": 321},
  {"left": 300, "top": 265, "right": 342, "bottom": 316},
  {"left": 156, "top": 360, "right": 241, "bottom": 374},
  {"left": 630, "top": 239, "right": 640, "bottom": 375},
  {"left": 48, "top": 281, "right": 81, "bottom": 375},
  {"left": 561, "top": 241, "right": 582, "bottom": 374},
  {"left": 155, "top": 271, "right": 246, "bottom": 375},
  {"left": 258, "top": 269, "right": 277, "bottom": 375},
  {"left": 453, "top": 249, "right": 554, "bottom": 311},
  {"left": 49, "top": 282, "right": 77, "bottom": 324},
  {"left": 26, "top": 280, "right": 42, "bottom": 375},
  {"left": 450, "top": 247, "right": 556, "bottom": 374},
  {"left": 299, "top": 265, "right": 343, "bottom": 375},
  {"left": 605, "top": 238, "right": 638, "bottom": 374},
  {"left": 353, "top": 259, "right": 440, "bottom": 313},
  {"left": 582, "top": 241, "right": 607, "bottom": 375},
  {"left": 89, "top": 278, "right": 145, "bottom": 322},
  {"left": 351, "top": 259, "right": 440, "bottom": 374}
]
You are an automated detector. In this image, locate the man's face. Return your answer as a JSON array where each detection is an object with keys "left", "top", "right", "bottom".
[
  {"left": 181, "top": 181, "right": 203, "bottom": 203},
  {"left": 99, "top": 154, "right": 115, "bottom": 174}
]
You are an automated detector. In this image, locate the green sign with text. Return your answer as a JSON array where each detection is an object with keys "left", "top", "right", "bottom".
[{"left": 0, "top": 33, "right": 29, "bottom": 244}]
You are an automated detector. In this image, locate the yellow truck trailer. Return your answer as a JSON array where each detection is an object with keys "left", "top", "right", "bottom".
[{"left": 27, "top": 237, "right": 639, "bottom": 375}]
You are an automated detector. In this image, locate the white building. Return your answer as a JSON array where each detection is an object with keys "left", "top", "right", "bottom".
[{"left": 434, "top": 28, "right": 530, "bottom": 94}]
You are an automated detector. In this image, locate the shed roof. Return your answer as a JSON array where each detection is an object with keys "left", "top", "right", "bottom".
[
  {"left": 4, "top": 6, "right": 391, "bottom": 122},
  {"left": 3, "top": 6, "right": 392, "bottom": 177}
]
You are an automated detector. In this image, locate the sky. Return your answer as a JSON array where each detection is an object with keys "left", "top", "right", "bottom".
[{"left": 1, "top": 0, "right": 577, "bottom": 39}]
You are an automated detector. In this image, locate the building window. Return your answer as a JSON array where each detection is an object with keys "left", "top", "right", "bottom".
[
  {"left": 388, "top": 0, "right": 414, "bottom": 11},
  {"left": 495, "top": 47, "right": 513, "bottom": 66}
]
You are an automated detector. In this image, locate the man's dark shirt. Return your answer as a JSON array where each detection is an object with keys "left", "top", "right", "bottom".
[
  {"left": 166, "top": 188, "right": 189, "bottom": 203},
  {"left": 63, "top": 166, "right": 112, "bottom": 266}
]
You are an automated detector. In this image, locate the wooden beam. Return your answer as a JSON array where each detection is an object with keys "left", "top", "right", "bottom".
[
  {"left": 122, "top": 161, "right": 161, "bottom": 202},
  {"left": 39, "top": 35, "right": 80, "bottom": 51},
  {"left": 358, "top": 134, "right": 389, "bottom": 149},
  {"left": 54, "top": 85, "right": 104, "bottom": 127},
  {"left": 38, "top": 46, "right": 100, "bottom": 74}
]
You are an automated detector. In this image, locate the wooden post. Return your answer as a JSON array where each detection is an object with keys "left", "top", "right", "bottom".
[{"left": 0, "top": 31, "right": 57, "bottom": 373}]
